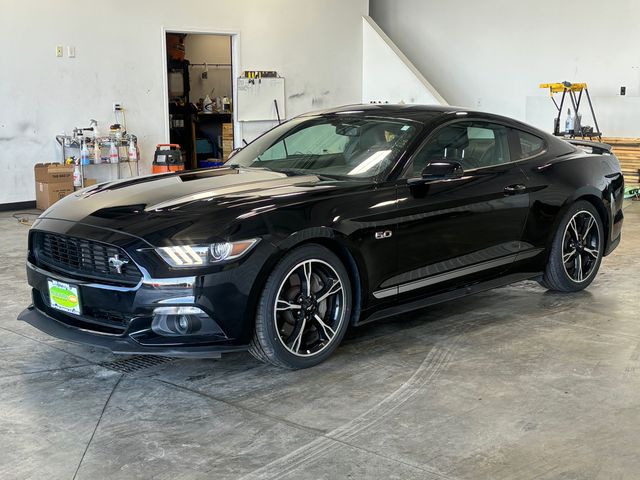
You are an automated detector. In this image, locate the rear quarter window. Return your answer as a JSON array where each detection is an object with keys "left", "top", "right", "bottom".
[{"left": 516, "top": 130, "right": 545, "bottom": 159}]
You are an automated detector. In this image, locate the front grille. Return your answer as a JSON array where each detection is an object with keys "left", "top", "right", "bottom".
[
  {"left": 33, "top": 232, "right": 142, "bottom": 286},
  {"left": 82, "top": 306, "right": 131, "bottom": 329},
  {"left": 34, "top": 290, "right": 130, "bottom": 335}
]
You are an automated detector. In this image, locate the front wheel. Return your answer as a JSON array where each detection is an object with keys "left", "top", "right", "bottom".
[
  {"left": 539, "top": 200, "right": 604, "bottom": 292},
  {"left": 249, "top": 244, "right": 352, "bottom": 369}
]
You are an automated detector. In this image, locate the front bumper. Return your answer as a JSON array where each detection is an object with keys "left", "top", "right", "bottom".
[
  {"left": 18, "top": 305, "right": 247, "bottom": 358},
  {"left": 19, "top": 261, "right": 251, "bottom": 357}
]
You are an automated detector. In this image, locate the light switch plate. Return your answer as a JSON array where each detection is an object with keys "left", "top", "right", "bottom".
[
  {"left": 56, "top": 45, "right": 63, "bottom": 57},
  {"left": 67, "top": 46, "right": 76, "bottom": 58}
]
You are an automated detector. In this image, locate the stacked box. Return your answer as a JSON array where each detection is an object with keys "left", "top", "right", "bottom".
[
  {"left": 222, "top": 123, "right": 234, "bottom": 161},
  {"left": 34, "top": 163, "right": 74, "bottom": 210}
]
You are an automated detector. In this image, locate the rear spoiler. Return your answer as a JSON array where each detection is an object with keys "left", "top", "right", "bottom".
[{"left": 565, "top": 139, "right": 613, "bottom": 155}]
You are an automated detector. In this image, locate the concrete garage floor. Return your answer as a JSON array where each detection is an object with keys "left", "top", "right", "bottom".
[{"left": 1, "top": 202, "right": 639, "bottom": 480}]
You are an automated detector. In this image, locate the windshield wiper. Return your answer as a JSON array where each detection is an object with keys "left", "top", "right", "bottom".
[
  {"left": 274, "top": 168, "right": 342, "bottom": 181},
  {"left": 227, "top": 164, "right": 267, "bottom": 171}
]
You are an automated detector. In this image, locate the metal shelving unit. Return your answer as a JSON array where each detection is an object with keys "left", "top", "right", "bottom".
[{"left": 55, "top": 134, "right": 140, "bottom": 188}]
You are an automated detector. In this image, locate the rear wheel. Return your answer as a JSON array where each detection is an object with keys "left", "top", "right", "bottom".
[
  {"left": 249, "top": 244, "right": 352, "bottom": 369},
  {"left": 539, "top": 200, "right": 604, "bottom": 292}
]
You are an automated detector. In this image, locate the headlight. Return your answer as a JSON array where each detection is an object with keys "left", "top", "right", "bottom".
[{"left": 155, "top": 239, "right": 259, "bottom": 267}]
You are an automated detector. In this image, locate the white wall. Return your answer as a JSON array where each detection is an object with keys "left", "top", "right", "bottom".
[
  {"left": 183, "top": 34, "right": 233, "bottom": 102},
  {"left": 362, "top": 16, "right": 446, "bottom": 105},
  {"left": 0, "top": 0, "right": 367, "bottom": 204},
  {"left": 370, "top": 0, "right": 640, "bottom": 135}
]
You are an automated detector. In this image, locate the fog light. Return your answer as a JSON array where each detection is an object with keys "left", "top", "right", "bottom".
[
  {"left": 177, "top": 315, "right": 190, "bottom": 334},
  {"left": 151, "top": 306, "right": 222, "bottom": 337}
]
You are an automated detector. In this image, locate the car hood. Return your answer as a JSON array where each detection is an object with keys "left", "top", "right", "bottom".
[{"left": 39, "top": 167, "right": 338, "bottom": 245}]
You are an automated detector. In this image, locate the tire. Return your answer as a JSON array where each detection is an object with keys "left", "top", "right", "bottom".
[
  {"left": 539, "top": 200, "right": 604, "bottom": 292},
  {"left": 249, "top": 244, "right": 353, "bottom": 369}
]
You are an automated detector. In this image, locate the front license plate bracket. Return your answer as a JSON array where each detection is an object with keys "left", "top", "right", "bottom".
[{"left": 47, "top": 279, "right": 81, "bottom": 315}]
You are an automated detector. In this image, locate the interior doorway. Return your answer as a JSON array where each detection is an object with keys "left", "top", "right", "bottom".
[{"left": 164, "top": 31, "right": 236, "bottom": 170}]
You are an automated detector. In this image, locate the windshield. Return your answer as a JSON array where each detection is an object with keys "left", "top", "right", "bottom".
[{"left": 227, "top": 116, "right": 420, "bottom": 181}]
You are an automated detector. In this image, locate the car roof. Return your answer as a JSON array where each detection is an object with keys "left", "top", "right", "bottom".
[
  {"left": 299, "top": 103, "right": 464, "bottom": 122},
  {"left": 299, "top": 103, "right": 556, "bottom": 139}
]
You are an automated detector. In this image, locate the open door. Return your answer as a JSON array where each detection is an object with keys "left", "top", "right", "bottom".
[{"left": 165, "top": 32, "right": 234, "bottom": 171}]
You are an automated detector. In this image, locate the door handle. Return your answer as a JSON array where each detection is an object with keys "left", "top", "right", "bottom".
[{"left": 504, "top": 184, "right": 527, "bottom": 195}]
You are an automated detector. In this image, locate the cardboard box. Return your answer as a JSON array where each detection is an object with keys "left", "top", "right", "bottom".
[
  {"left": 84, "top": 178, "right": 97, "bottom": 187},
  {"left": 222, "top": 141, "right": 234, "bottom": 161},
  {"left": 34, "top": 163, "right": 74, "bottom": 210},
  {"left": 36, "top": 181, "right": 73, "bottom": 210},
  {"left": 34, "top": 163, "right": 74, "bottom": 183},
  {"left": 222, "top": 122, "right": 233, "bottom": 158}
]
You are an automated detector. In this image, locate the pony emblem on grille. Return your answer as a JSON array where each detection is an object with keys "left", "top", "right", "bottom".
[{"left": 108, "top": 254, "right": 129, "bottom": 274}]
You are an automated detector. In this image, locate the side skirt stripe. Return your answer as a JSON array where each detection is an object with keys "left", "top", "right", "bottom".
[{"left": 373, "top": 248, "right": 543, "bottom": 299}]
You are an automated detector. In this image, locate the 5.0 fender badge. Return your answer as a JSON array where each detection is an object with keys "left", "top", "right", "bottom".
[{"left": 375, "top": 230, "right": 393, "bottom": 240}]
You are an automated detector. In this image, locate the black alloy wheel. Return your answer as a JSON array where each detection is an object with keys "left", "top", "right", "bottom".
[
  {"left": 249, "top": 244, "right": 352, "bottom": 368},
  {"left": 540, "top": 200, "right": 604, "bottom": 292}
]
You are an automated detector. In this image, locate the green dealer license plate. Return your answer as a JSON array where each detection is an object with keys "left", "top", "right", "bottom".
[{"left": 47, "top": 279, "right": 81, "bottom": 315}]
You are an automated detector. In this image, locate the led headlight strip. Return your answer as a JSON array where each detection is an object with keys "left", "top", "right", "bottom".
[{"left": 156, "top": 239, "right": 259, "bottom": 267}]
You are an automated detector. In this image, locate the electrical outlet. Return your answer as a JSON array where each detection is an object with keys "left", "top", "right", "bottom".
[
  {"left": 67, "top": 46, "right": 76, "bottom": 58},
  {"left": 56, "top": 45, "right": 63, "bottom": 58},
  {"left": 113, "top": 103, "right": 123, "bottom": 112}
]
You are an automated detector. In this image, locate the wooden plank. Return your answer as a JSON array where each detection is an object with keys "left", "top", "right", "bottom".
[
  {"left": 603, "top": 138, "right": 640, "bottom": 184},
  {"left": 600, "top": 137, "right": 640, "bottom": 143}
]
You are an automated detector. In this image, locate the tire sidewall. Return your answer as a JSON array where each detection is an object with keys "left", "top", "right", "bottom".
[{"left": 258, "top": 244, "right": 353, "bottom": 369}]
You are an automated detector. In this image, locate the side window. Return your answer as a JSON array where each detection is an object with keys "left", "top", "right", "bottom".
[
  {"left": 515, "top": 130, "right": 545, "bottom": 159},
  {"left": 410, "top": 121, "right": 511, "bottom": 176}
]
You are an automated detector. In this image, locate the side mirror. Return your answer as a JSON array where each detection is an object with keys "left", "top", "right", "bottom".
[{"left": 421, "top": 161, "right": 464, "bottom": 180}]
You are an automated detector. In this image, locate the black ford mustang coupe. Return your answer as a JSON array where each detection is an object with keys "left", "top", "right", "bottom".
[{"left": 19, "top": 105, "right": 624, "bottom": 368}]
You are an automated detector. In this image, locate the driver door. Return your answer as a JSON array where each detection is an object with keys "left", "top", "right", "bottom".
[{"left": 383, "top": 120, "right": 530, "bottom": 299}]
